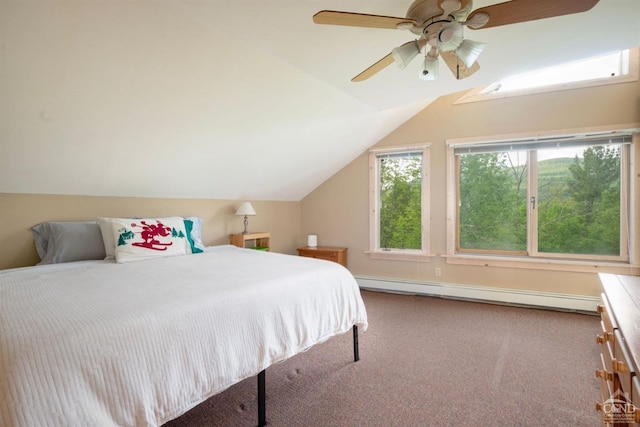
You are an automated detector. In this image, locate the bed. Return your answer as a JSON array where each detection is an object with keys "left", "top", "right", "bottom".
[{"left": 0, "top": 222, "right": 368, "bottom": 426}]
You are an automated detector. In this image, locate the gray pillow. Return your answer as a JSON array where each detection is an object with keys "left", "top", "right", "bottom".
[
  {"left": 31, "top": 222, "right": 52, "bottom": 260},
  {"left": 32, "top": 221, "right": 106, "bottom": 265}
]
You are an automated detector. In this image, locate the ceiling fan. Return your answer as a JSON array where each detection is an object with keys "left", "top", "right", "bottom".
[{"left": 313, "top": 0, "right": 600, "bottom": 82}]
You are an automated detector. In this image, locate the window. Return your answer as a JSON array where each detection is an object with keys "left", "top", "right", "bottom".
[
  {"left": 369, "top": 145, "right": 430, "bottom": 261},
  {"left": 447, "top": 131, "right": 636, "bottom": 264},
  {"left": 482, "top": 50, "right": 632, "bottom": 94},
  {"left": 455, "top": 48, "right": 639, "bottom": 104}
]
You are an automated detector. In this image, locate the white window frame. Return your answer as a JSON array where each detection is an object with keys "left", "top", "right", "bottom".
[
  {"left": 445, "top": 125, "right": 640, "bottom": 273},
  {"left": 368, "top": 144, "right": 431, "bottom": 262}
]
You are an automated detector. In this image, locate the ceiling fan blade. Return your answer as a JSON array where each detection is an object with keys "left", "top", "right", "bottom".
[
  {"left": 440, "top": 51, "right": 479, "bottom": 80},
  {"left": 313, "top": 10, "right": 417, "bottom": 29},
  {"left": 466, "top": 0, "right": 600, "bottom": 30},
  {"left": 352, "top": 53, "right": 395, "bottom": 82}
]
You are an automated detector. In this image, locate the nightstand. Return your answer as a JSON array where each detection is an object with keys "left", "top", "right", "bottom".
[
  {"left": 297, "top": 246, "right": 347, "bottom": 267},
  {"left": 229, "top": 232, "right": 271, "bottom": 251}
]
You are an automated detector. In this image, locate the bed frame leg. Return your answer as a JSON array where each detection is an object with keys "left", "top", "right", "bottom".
[
  {"left": 353, "top": 325, "right": 359, "bottom": 362},
  {"left": 256, "top": 327, "right": 357, "bottom": 425},
  {"left": 257, "top": 370, "right": 266, "bottom": 426}
]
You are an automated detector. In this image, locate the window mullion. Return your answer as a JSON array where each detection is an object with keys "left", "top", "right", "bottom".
[
  {"left": 620, "top": 144, "right": 630, "bottom": 259},
  {"left": 454, "top": 155, "right": 461, "bottom": 253},
  {"left": 527, "top": 150, "right": 538, "bottom": 256}
]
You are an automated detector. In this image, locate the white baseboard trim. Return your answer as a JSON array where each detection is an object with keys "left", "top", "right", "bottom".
[{"left": 355, "top": 276, "right": 600, "bottom": 313}]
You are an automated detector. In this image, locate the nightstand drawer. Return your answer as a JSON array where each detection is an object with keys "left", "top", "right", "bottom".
[
  {"left": 316, "top": 252, "right": 338, "bottom": 262},
  {"left": 297, "top": 246, "right": 347, "bottom": 268}
]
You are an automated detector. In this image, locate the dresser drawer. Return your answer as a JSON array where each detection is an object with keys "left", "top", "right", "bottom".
[
  {"left": 603, "top": 339, "right": 616, "bottom": 376},
  {"left": 598, "top": 294, "right": 618, "bottom": 334},
  {"left": 598, "top": 321, "right": 616, "bottom": 371},
  {"left": 614, "top": 329, "right": 637, "bottom": 396},
  {"left": 597, "top": 353, "right": 614, "bottom": 403},
  {"left": 632, "top": 377, "right": 640, "bottom": 423}
]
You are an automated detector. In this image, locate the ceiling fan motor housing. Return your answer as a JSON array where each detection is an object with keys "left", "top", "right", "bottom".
[{"left": 405, "top": 0, "right": 472, "bottom": 49}]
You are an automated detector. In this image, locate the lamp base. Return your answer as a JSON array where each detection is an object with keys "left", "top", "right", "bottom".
[{"left": 242, "top": 216, "right": 249, "bottom": 234}]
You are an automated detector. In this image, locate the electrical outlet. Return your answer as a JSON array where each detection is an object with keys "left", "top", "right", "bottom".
[{"left": 435, "top": 267, "right": 442, "bottom": 277}]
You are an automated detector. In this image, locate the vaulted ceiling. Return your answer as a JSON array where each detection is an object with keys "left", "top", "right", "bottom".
[{"left": 1, "top": 0, "right": 638, "bottom": 201}]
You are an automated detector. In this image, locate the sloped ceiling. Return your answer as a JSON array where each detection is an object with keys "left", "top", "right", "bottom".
[{"left": 1, "top": 0, "right": 638, "bottom": 201}]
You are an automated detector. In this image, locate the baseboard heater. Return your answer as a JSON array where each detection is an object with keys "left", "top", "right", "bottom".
[{"left": 355, "top": 276, "right": 600, "bottom": 313}]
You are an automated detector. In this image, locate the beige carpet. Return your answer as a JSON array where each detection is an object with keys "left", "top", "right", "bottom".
[{"left": 166, "top": 290, "right": 601, "bottom": 426}]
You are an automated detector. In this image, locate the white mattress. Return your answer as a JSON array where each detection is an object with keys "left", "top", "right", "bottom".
[{"left": 0, "top": 245, "right": 368, "bottom": 426}]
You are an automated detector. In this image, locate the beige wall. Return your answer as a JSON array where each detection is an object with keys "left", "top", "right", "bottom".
[
  {"left": 0, "top": 193, "right": 301, "bottom": 269},
  {"left": 302, "top": 78, "right": 640, "bottom": 297}
]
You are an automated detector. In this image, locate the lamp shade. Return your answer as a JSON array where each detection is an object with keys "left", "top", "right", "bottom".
[
  {"left": 235, "top": 202, "right": 256, "bottom": 216},
  {"left": 455, "top": 39, "right": 486, "bottom": 68},
  {"left": 419, "top": 56, "right": 439, "bottom": 81},
  {"left": 391, "top": 40, "right": 421, "bottom": 69}
]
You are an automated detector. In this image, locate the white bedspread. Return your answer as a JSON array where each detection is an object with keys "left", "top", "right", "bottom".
[{"left": 0, "top": 245, "right": 368, "bottom": 426}]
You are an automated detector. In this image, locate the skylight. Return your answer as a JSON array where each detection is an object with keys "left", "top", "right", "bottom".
[
  {"left": 455, "top": 48, "right": 638, "bottom": 104},
  {"left": 482, "top": 50, "right": 631, "bottom": 94}
]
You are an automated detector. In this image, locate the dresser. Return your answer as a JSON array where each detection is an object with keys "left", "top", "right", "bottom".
[
  {"left": 297, "top": 246, "right": 347, "bottom": 268},
  {"left": 596, "top": 273, "right": 640, "bottom": 425}
]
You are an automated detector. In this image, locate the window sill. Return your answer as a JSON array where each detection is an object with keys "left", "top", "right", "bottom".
[
  {"left": 366, "top": 250, "right": 432, "bottom": 262},
  {"left": 444, "top": 253, "right": 639, "bottom": 275}
]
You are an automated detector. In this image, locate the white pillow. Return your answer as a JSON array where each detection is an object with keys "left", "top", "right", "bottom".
[
  {"left": 97, "top": 217, "right": 117, "bottom": 260},
  {"left": 99, "top": 216, "right": 205, "bottom": 259},
  {"left": 110, "top": 217, "right": 192, "bottom": 263}
]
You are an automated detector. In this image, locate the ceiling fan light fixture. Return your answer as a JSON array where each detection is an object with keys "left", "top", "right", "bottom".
[
  {"left": 437, "top": 22, "right": 464, "bottom": 52},
  {"left": 391, "top": 40, "right": 421, "bottom": 69},
  {"left": 455, "top": 39, "right": 485, "bottom": 68},
  {"left": 419, "top": 56, "right": 439, "bottom": 81}
]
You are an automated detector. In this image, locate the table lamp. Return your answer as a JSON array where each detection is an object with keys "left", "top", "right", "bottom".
[{"left": 235, "top": 202, "right": 256, "bottom": 234}]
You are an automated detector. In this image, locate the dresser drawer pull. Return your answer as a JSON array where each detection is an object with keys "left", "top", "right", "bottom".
[
  {"left": 596, "top": 333, "right": 614, "bottom": 343},
  {"left": 613, "top": 359, "right": 630, "bottom": 373},
  {"left": 595, "top": 369, "right": 613, "bottom": 381}
]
